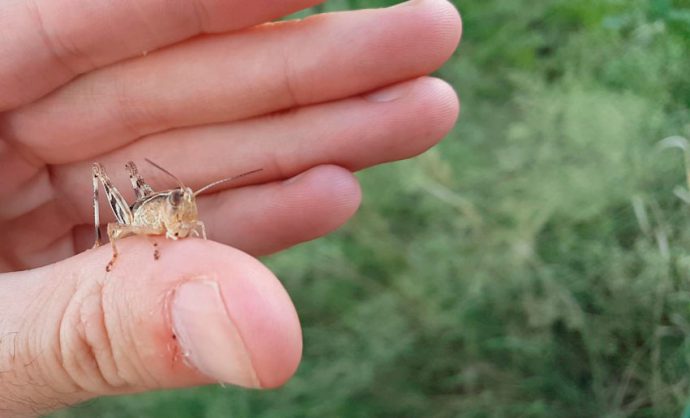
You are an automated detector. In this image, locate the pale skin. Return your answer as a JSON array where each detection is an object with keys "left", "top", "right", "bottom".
[{"left": 0, "top": 0, "right": 462, "bottom": 416}]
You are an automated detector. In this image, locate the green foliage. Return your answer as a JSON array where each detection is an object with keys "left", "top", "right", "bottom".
[{"left": 51, "top": 0, "right": 690, "bottom": 417}]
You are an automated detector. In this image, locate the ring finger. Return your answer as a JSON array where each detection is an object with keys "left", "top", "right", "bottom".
[{"left": 56, "top": 76, "right": 459, "bottom": 224}]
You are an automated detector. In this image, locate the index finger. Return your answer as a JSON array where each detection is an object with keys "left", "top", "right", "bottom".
[{"left": 0, "top": 0, "right": 321, "bottom": 111}]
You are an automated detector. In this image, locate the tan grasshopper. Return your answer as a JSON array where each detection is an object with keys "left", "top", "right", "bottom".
[{"left": 92, "top": 159, "right": 261, "bottom": 271}]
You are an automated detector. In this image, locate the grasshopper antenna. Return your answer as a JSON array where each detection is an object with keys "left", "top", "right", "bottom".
[
  {"left": 145, "top": 158, "right": 185, "bottom": 188},
  {"left": 194, "top": 169, "right": 263, "bottom": 196}
]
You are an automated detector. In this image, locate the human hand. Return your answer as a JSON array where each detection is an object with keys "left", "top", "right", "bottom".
[{"left": 0, "top": 0, "right": 461, "bottom": 415}]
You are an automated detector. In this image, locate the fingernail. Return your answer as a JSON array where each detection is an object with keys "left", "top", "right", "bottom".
[
  {"left": 365, "top": 82, "right": 412, "bottom": 102},
  {"left": 172, "top": 279, "right": 260, "bottom": 388}
]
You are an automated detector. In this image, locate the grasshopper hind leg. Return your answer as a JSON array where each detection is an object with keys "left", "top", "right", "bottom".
[
  {"left": 92, "top": 162, "right": 136, "bottom": 271},
  {"left": 125, "top": 161, "right": 154, "bottom": 199},
  {"left": 92, "top": 164, "right": 103, "bottom": 247}
]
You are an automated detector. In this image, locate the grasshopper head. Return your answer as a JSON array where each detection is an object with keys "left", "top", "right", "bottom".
[
  {"left": 143, "top": 158, "right": 262, "bottom": 240},
  {"left": 165, "top": 187, "right": 198, "bottom": 238}
]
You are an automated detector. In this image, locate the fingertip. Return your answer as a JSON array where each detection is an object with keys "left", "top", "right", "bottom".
[
  {"left": 207, "top": 164, "right": 362, "bottom": 256},
  {"left": 164, "top": 240, "right": 303, "bottom": 388},
  {"left": 416, "top": 76, "right": 460, "bottom": 140},
  {"left": 210, "top": 248, "right": 303, "bottom": 388},
  {"left": 278, "top": 165, "right": 362, "bottom": 243},
  {"left": 391, "top": 0, "right": 463, "bottom": 71},
  {"left": 377, "top": 76, "right": 459, "bottom": 157},
  {"left": 283, "top": 165, "right": 362, "bottom": 219},
  {"left": 420, "top": 0, "right": 463, "bottom": 57},
  {"left": 437, "top": 0, "right": 463, "bottom": 51}
]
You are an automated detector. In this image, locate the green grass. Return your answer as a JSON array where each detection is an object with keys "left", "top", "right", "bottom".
[{"left": 51, "top": 0, "right": 690, "bottom": 417}]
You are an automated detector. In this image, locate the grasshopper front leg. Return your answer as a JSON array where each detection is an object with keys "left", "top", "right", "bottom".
[
  {"left": 188, "top": 221, "right": 207, "bottom": 239},
  {"left": 194, "top": 221, "right": 207, "bottom": 240},
  {"left": 92, "top": 165, "right": 103, "bottom": 247},
  {"left": 106, "top": 223, "right": 163, "bottom": 271}
]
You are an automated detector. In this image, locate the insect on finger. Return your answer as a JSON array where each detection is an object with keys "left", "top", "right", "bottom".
[{"left": 91, "top": 160, "right": 262, "bottom": 271}]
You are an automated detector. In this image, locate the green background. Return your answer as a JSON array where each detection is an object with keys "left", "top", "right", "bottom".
[{"left": 51, "top": 0, "right": 690, "bottom": 417}]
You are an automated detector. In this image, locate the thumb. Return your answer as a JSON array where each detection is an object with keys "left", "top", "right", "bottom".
[{"left": 0, "top": 238, "right": 301, "bottom": 417}]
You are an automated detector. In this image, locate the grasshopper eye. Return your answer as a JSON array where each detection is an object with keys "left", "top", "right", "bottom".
[{"left": 168, "top": 190, "right": 183, "bottom": 207}]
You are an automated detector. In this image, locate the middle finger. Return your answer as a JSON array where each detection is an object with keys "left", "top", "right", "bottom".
[{"left": 3, "top": 0, "right": 461, "bottom": 163}]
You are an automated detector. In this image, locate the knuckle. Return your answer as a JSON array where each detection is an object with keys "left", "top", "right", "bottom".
[
  {"left": 191, "top": 0, "right": 213, "bottom": 32},
  {"left": 111, "top": 71, "right": 169, "bottom": 139},
  {"left": 57, "top": 280, "right": 126, "bottom": 393},
  {"left": 280, "top": 49, "right": 302, "bottom": 107},
  {"left": 23, "top": 0, "right": 92, "bottom": 75},
  {"left": 56, "top": 278, "right": 154, "bottom": 394}
]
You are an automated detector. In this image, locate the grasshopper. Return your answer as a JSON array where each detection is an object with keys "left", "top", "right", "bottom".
[{"left": 92, "top": 159, "right": 261, "bottom": 271}]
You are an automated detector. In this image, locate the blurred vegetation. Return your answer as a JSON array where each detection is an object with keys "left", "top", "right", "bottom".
[{"left": 52, "top": 0, "right": 690, "bottom": 417}]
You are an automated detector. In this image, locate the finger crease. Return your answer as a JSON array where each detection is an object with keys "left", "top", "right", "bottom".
[
  {"left": 280, "top": 47, "right": 302, "bottom": 109},
  {"left": 191, "top": 0, "right": 213, "bottom": 33},
  {"left": 113, "top": 79, "right": 152, "bottom": 141},
  {"left": 23, "top": 0, "right": 83, "bottom": 77}
]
